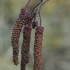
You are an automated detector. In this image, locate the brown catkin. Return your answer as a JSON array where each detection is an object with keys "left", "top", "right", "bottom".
[
  {"left": 19, "top": 8, "right": 33, "bottom": 25},
  {"left": 11, "top": 8, "right": 32, "bottom": 65},
  {"left": 21, "top": 25, "right": 32, "bottom": 70},
  {"left": 11, "top": 19, "right": 23, "bottom": 65},
  {"left": 33, "top": 26, "right": 44, "bottom": 70}
]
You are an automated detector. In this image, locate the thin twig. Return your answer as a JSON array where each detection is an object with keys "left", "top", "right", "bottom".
[
  {"left": 31, "top": 0, "right": 49, "bottom": 14},
  {"left": 36, "top": 0, "right": 42, "bottom": 26},
  {"left": 39, "top": 12, "right": 42, "bottom": 26},
  {"left": 25, "top": 0, "right": 31, "bottom": 9},
  {"left": 39, "top": 0, "right": 49, "bottom": 12},
  {"left": 31, "top": 3, "right": 39, "bottom": 14},
  {"left": 38, "top": 0, "right": 49, "bottom": 26},
  {"left": 31, "top": 0, "right": 43, "bottom": 14}
]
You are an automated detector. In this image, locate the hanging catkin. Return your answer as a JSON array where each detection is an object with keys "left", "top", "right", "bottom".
[
  {"left": 21, "top": 25, "right": 32, "bottom": 70},
  {"left": 11, "top": 19, "right": 22, "bottom": 65},
  {"left": 11, "top": 8, "right": 33, "bottom": 65},
  {"left": 33, "top": 26, "right": 44, "bottom": 70}
]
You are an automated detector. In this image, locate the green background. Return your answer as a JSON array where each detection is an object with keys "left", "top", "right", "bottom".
[{"left": 0, "top": 0, "right": 70, "bottom": 70}]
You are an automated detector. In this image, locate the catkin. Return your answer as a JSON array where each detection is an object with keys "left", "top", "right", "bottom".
[
  {"left": 11, "top": 8, "right": 32, "bottom": 65},
  {"left": 21, "top": 25, "right": 32, "bottom": 70},
  {"left": 11, "top": 19, "right": 23, "bottom": 65},
  {"left": 33, "top": 26, "right": 44, "bottom": 70}
]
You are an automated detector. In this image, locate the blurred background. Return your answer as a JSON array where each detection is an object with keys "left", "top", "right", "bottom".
[{"left": 0, "top": 0, "right": 70, "bottom": 70}]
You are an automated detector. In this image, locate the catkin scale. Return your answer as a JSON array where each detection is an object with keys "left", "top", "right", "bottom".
[
  {"left": 21, "top": 25, "right": 32, "bottom": 70},
  {"left": 11, "top": 8, "right": 33, "bottom": 65},
  {"left": 33, "top": 26, "right": 44, "bottom": 70}
]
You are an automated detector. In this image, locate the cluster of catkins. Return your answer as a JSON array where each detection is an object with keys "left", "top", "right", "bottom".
[{"left": 11, "top": 0, "right": 46, "bottom": 70}]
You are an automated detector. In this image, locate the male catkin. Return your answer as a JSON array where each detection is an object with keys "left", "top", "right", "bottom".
[
  {"left": 21, "top": 25, "right": 32, "bottom": 70},
  {"left": 33, "top": 26, "right": 44, "bottom": 70},
  {"left": 11, "top": 8, "right": 33, "bottom": 65}
]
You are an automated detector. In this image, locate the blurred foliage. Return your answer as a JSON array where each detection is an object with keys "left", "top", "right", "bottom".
[{"left": 0, "top": 0, "right": 70, "bottom": 70}]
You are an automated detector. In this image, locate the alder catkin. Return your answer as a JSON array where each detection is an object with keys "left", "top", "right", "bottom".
[
  {"left": 33, "top": 26, "right": 44, "bottom": 70},
  {"left": 11, "top": 23, "right": 21, "bottom": 65},
  {"left": 21, "top": 25, "right": 32, "bottom": 70},
  {"left": 11, "top": 8, "right": 32, "bottom": 65}
]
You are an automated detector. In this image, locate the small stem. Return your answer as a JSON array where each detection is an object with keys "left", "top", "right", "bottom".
[
  {"left": 36, "top": 0, "right": 42, "bottom": 26},
  {"left": 36, "top": 0, "right": 49, "bottom": 26},
  {"left": 39, "top": 0, "right": 49, "bottom": 12},
  {"left": 42, "top": 0, "right": 49, "bottom": 6},
  {"left": 31, "top": 0, "right": 43, "bottom": 14},
  {"left": 33, "top": 0, "right": 49, "bottom": 13},
  {"left": 31, "top": 3, "right": 39, "bottom": 14},
  {"left": 39, "top": 12, "right": 42, "bottom": 26},
  {"left": 25, "top": 0, "right": 31, "bottom": 9},
  {"left": 31, "top": 0, "right": 49, "bottom": 26}
]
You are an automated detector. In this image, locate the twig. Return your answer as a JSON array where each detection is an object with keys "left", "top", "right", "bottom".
[{"left": 25, "top": 0, "right": 31, "bottom": 9}]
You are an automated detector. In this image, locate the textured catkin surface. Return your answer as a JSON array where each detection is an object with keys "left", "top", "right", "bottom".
[
  {"left": 33, "top": 26, "right": 44, "bottom": 70},
  {"left": 11, "top": 8, "right": 32, "bottom": 65},
  {"left": 11, "top": 20, "right": 23, "bottom": 65},
  {"left": 20, "top": 8, "right": 32, "bottom": 25},
  {"left": 21, "top": 25, "right": 32, "bottom": 70}
]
